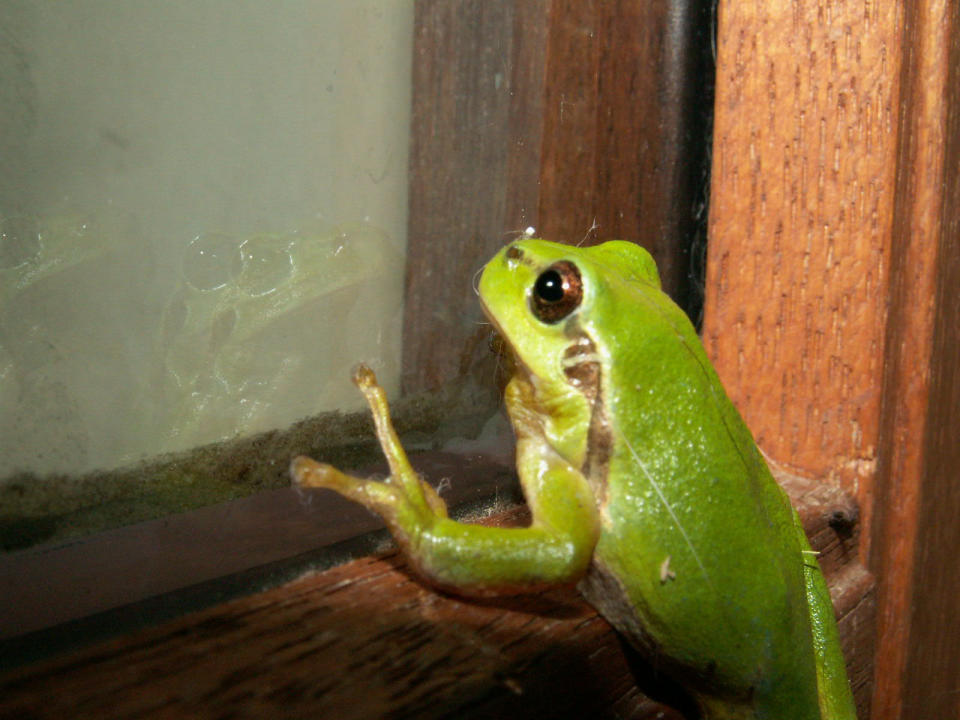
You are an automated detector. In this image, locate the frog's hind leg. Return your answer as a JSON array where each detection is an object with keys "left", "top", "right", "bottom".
[{"left": 795, "top": 518, "right": 858, "bottom": 719}]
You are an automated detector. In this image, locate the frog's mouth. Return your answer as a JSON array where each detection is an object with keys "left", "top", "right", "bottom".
[
  {"left": 478, "top": 293, "right": 518, "bottom": 371},
  {"left": 481, "top": 294, "right": 602, "bottom": 404},
  {"left": 560, "top": 331, "right": 612, "bottom": 493},
  {"left": 486, "top": 326, "right": 519, "bottom": 394}
]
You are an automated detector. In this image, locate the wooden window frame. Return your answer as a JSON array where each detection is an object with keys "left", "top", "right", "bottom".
[{"left": 5, "top": 0, "right": 955, "bottom": 717}]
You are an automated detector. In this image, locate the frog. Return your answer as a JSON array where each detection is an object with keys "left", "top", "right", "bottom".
[{"left": 291, "top": 238, "right": 857, "bottom": 719}]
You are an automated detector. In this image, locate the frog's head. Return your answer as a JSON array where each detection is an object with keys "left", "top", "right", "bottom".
[
  {"left": 479, "top": 238, "right": 661, "bottom": 462},
  {"left": 479, "top": 238, "right": 660, "bottom": 382}
]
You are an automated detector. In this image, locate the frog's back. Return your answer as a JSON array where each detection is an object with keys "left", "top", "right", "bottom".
[{"left": 575, "top": 242, "right": 826, "bottom": 717}]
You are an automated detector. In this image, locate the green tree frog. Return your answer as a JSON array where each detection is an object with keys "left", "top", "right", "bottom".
[{"left": 292, "top": 239, "right": 857, "bottom": 719}]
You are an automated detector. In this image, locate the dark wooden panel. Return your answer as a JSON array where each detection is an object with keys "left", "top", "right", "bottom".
[
  {"left": 879, "top": 0, "right": 960, "bottom": 716},
  {"left": 614, "top": 0, "right": 713, "bottom": 314},
  {"left": 0, "top": 452, "right": 517, "bottom": 642},
  {"left": 403, "top": 0, "right": 713, "bottom": 393},
  {"left": 403, "top": 0, "right": 546, "bottom": 395},
  {"left": 537, "top": 0, "right": 601, "bottom": 244},
  {"left": 539, "top": 0, "right": 713, "bottom": 315}
]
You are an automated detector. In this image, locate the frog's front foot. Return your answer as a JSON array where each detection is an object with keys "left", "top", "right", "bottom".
[
  {"left": 291, "top": 364, "right": 448, "bottom": 531},
  {"left": 292, "top": 362, "right": 600, "bottom": 596}
]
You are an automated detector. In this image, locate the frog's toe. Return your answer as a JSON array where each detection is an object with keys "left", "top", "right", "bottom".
[
  {"left": 420, "top": 479, "right": 449, "bottom": 517},
  {"left": 290, "top": 455, "right": 328, "bottom": 486},
  {"left": 291, "top": 456, "right": 363, "bottom": 495},
  {"left": 351, "top": 362, "right": 378, "bottom": 389},
  {"left": 292, "top": 455, "right": 411, "bottom": 514}
]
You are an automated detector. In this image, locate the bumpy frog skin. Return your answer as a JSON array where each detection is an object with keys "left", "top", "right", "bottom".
[{"left": 292, "top": 239, "right": 856, "bottom": 719}]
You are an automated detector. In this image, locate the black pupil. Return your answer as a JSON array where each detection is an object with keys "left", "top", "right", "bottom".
[{"left": 535, "top": 270, "right": 565, "bottom": 303}]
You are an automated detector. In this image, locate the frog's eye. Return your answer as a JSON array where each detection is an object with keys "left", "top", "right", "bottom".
[{"left": 531, "top": 260, "right": 582, "bottom": 323}]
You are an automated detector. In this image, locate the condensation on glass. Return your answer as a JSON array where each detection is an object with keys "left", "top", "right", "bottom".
[{"left": 0, "top": 2, "right": 413, "bottom": 477}]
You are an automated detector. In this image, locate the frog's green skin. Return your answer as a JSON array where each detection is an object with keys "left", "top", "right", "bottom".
[{"left": 292, "top": 239, "right": 857, "bottom": 719}]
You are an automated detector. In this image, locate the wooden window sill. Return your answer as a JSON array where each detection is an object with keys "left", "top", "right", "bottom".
[{"left": 0, "top": 465, "right": 873, "bottom": 718}]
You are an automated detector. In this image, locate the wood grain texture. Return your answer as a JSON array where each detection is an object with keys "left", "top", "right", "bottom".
[
  {"left": 704, "top": 0, "right": 902, "bottom": 498},
  {"left": 403, "top": 0, "right": 713, "bottom": 393},
  {"left": 538, "top": 0, "right": 713, "bottom": 316},
  {"left": 706, "top": 1, "right": 960, "bottom": 717},
  {"left": 870, "top": 0, "right": 960, "bottom": 717},
  {"left": 404, "top": 0, "right": 537, "bottom": 395},
  {"left": 0, "top": 479, "right": 871, "bottom": 719}
]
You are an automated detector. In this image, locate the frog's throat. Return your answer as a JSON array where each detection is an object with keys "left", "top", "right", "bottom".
[
  {"left": 560, "top": 330, "right": 612, "bottom": 505},
  {"left": 481, "top": 298, "right": 612, "bottom": 501}
]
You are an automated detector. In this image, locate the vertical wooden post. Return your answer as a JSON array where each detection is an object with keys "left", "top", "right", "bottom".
[
  {"left": 705, "top": 0, "right": 960, "bottom": 717},
  {"left": 704, "top": 0, "right": 902, "bottom": 502},
  {"left": 871, "top": 1, "right": 960, "bottom": 717},
  {"left": 403, "top": 0, "right": 713, "bottom": 394}
]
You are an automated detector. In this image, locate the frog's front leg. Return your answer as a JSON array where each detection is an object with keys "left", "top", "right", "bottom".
[{"left": 291, "top": 364, "right": 600, "bottom": 596}]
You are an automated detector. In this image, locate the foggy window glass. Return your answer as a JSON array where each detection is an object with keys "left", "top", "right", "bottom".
[{"left": 1, "top": 2, "right": 412, "bottom": 478}]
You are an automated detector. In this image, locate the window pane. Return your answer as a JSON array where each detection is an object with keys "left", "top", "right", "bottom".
[{"left": 1, "top": 2, "right": 412, "bottom": 478}]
